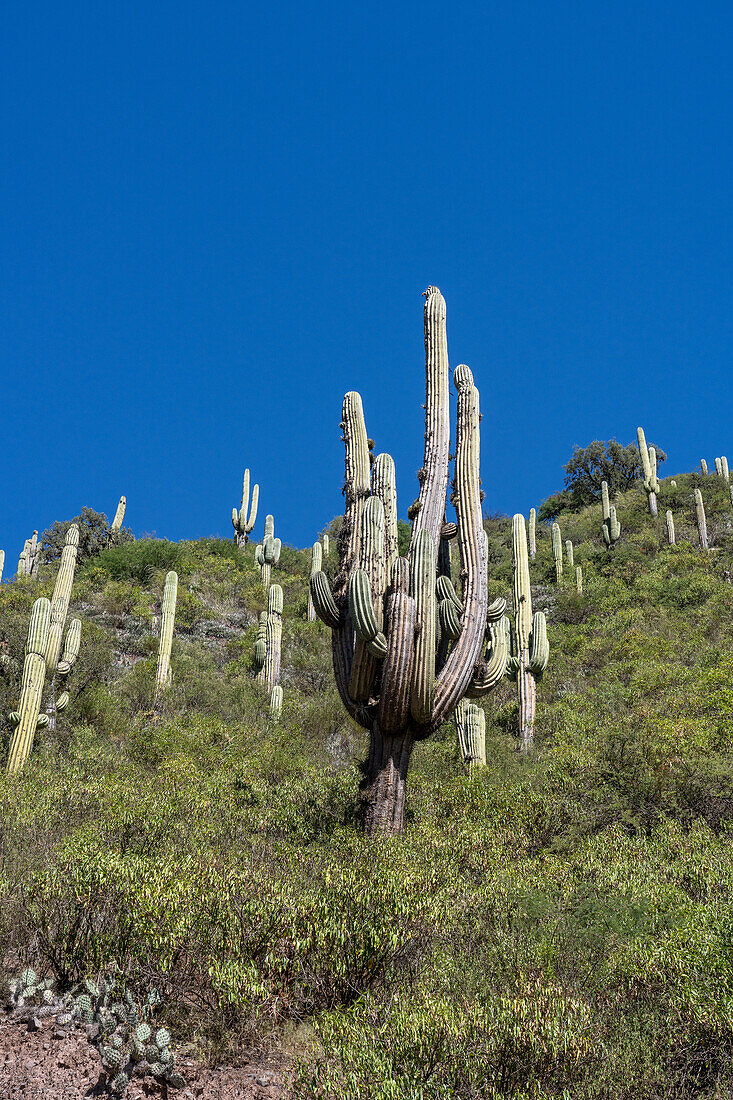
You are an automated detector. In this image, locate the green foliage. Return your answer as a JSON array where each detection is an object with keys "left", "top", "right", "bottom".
[
  {"left": 91, "top": 540, "right": 182, "bottom": 584},
  {"left": 41, "top": 508, "right": 133, "bottom": 565}
]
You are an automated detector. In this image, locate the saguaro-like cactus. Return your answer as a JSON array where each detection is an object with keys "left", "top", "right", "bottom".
[
  {"left": 565, "top": 539, "right": 574, "bottom": 568},
  {"left": 270, "top": 685, "right": 283, "bottom": 721},
  {"left": 722, "top": 457, "right": 730, "bottom": 482},
  {"left": 253, "top": 611, "right": 267, "bottom": 669},
  {"left": 455, "top": 699, "right": 486, "bottom": 768},
  {"left": 701, "top": 459, "right": 708, "bottom": 475},
  {"left": 551, "top": 522, "right": 563, "bottom": 582},
  {"left": 0, "top": 550, "right": 4, "bottom": 585},
  {"left": 601, "top": 481, "right": 621, "bottom": 548},
  {"left": 44, "top": 525, "right": 81, "bottom": 729},
  {"left": 637, "top": 427, "right": 659, "bottom": 516},
  {"left": 7, "top": 599, "right": 52, "bottom": 774},
  {"left": 695, "top": 489, "right": 708, "bottom": 550},
  {"left": 154, "top": 571, "right": 178, "bottom": 710},
  {"left": 110, "top": 496, "right": 126, "bottom": 536},
  {"left": 255, "top": 516, "right": 281, "bottom": 592},
  {"left": 509, "top": 514, "right": 549, "bottom": 751},
  {"left": 307, "top": 542, "right": 322, "bottom": 621},
  {"left": 322, "top": 533, "right": 330, "bottom": 558},
  {"left": 232, "top": 470, "right": 259, "bottom": 547},
  {"left": 18, "top": 532, "right": 40, "bottom": 578},
  {"left": 528, "top": 508, "right": 537, "bottom": 561},
  {"left": 715, "top": 458, "right": 723, "bottom": 477},
  {"left": 666, "top": 510, "right": 676, "bottom": 545},
  {"left": 575, "top": 565, "right": 583, "bottom": 595},
  {"left": 310, "top": 288, "right": 491, "bottom": 835},
  {"left": 257, "top": 584, "right": 283, "bottom": 693}
]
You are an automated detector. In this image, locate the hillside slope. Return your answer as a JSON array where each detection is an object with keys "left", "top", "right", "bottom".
[{"left": 3, "top": 470, "right": 733, "bottom": 1098}]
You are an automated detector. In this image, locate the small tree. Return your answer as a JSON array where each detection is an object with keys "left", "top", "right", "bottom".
[
  {"left": 540, "top": 439, "right": 668, "bottom": 520},
  {"left": 41, "top": 508, "right": 133, "bottom": 565}
]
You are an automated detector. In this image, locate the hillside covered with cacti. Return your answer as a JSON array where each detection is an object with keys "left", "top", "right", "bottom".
[{"left": 4, "top": 296, "right": 733, "bottom": 1098}]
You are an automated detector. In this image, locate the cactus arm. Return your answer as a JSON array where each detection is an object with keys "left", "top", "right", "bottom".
[
  {"left": 270, "top": 685, "right": 283, "bottom": 720},
  {"left": 349, "top": 496, "right": 387, "bottom": 701},
  {"left": 528, "top": 611, "right": 549, "bottom": 675},
  {"left": 637, "top": 427, "right": 659, "bottom": 515},
  {"left": 44, "top": 525, "right": 80, "bottom": 676},
  {"left": 310, "top": 572, "right": 341, "bottom": 628},
  {"left": 528, "top": 508, "right": 536, "bottom": 560},
  {"left": 307, "top": 541, "right": 323, "bottom": 622},
  {"left": 373, "top": 453, "right": 398, "bottom": 582},
  {"left": 409, "top": 531, "right": 436, "bottom": 722},
  {"left": 7, "top": 598, "right": 51, "bottom": 774},
  {"left": 263, "top": 585, "right": 283, "bottom": 692},
  {"left": 409, "top": 287, "right": 451, "bottom": 558},
  {"left": 154, "top": 571, "right": 178, "bottom": 709},
  {"left": 431, "top": 366, "right": 488, "bottom": 726},
  {"left": 378, "top": 563, "right": 416, "bottom": 734},
  {"left": 57, "top": 619, "right": 81, "bottom": 676},
  {"left": 322, "top": 533, "right": 330, "bottom": 558},
  {"left": 254, "top": 611, "right": 267, "bottom": 669},
  {"left": 469, "top": 612, "right": 509, "bottom": 696}
]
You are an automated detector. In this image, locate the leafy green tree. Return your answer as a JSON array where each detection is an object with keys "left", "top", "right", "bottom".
[
  {"left": 41, "top": 507, "right": 133, "bottom": 565},
  {"left": 540, "top": 439, "right": 667, "bottom": 520}
]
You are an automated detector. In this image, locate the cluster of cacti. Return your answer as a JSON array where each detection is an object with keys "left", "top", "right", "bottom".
[
  {"left": 695, "top": 488, "right": 708, "bottom": 550},
  {"left": 255, "top": 515, "right": 281, "bottom": 592},
  {"left": 153, "top": 571, "right": 178, "bottom": 711},
  {"left": 17, "top": 531, "right": 40, "bottom": 577},
  {"left": 714, "top": 457, "right": 730, "bottom": 481},
  {"left": 307, "top": 541, "right": 323, "bottom": 621},
  {"left": 637, "top": 427, "right": 659, "bottom": 516},
  {"left": 310, "top": 288, "right": 494, "bottom": 835},
  {"left": 7, "top": 527, "right": 82, "bottom": 773},
  {"left": 508, "top": 514, "right": 549, "bottom": 750},
  {"left": 455, "top": 698, "right": 486, "bottom": 768},
  {"left": 551, "top": 522, "right": 563, "bottom": 581},
  {"left": 256, "top": 584, "right": 283, "bottom": 694},
  {"left": 232, "top": 469, "right": 259, "bottom": 547},
  {"left": 601, "top": 480, "right": 621, "bottom": 547}
]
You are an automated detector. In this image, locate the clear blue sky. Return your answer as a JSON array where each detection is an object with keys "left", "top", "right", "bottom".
[{"left": 2, "top": 2, "right": 731, "bottom": 559}]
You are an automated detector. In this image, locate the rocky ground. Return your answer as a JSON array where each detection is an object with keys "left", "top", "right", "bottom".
[{"left": 0, "top": 1019, "right": 284, "bottom": 1100}]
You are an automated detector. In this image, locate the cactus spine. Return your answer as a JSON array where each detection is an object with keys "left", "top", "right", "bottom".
[
  {"left": 232, "top": 469, "right": 259, "bottom": 547},
  {"left": 575, "top": 565, "right": 583, "bottom": 594},
  {"left": 7, "top": 599, "right": 52, "bottom": 774},
  {"left": 565, "top": 539, "right": 574, "bottom": 568},
  {"left": 694, "top": 489, "right": 708, "bottom": 550},
  {"left": 307, "top": 542, "right": 323, "bottom": 621},
  {"left": 510, "top": 514, "right": 549, "bottom": 751},
  {"left": 455, "top": 699, "right": 486, "bottom": 769},
  {"left": 637, "top": 427, "right": 659, "bottom": 516},
  {"left": 528, "top": 508, "right": 536, "bottom": 561},
  {"left": 154, "top": 571, "right": 178, "bottom": 710},
  {"left": 257, "top": 584, "right": 283, "bottom": 693},
  {"left": 311, "top": 288, "right": 490, "bottom": 835},
  {"left": 255, "top": 516, "right": 281, "bottom": 592},
  {"left": 666, "top": 509, "right": 676, "bottom": 545},
  {"left": 551, "top": 522, "right": 563, "bottom": 582},
  {"left": 601, "top": 481, "right": 621, "bottom": 548}
]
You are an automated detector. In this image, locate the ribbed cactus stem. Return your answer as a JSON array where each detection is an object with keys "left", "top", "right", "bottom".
[
  {"left": 637, "top": 427, "right": 659, "bottom": 516},
  {"left": 232, "top": 470, "right": 259, "bottom": 547},
  {"left": 601, "top": 481, "right": 621, "bottom": 547},
  {"left": 701, "top": 460, "right": 708, "bottom": 476},
  {"left": 511, "top": 514, "right": 548, "bottom": 750},
  {"left": 575, "top": 565, "right": 583, "bottom": 594},
  {"left": 551, "top": 522, "right": 563, "bottom": 582},
  {"left": 723, "top": 457, "right": 730, "bottom": 482},
  {"left": 253, "top": 611, "right": 267, "bottom": 668},
  {"left": 695, "top": 489, "right": 708, "bottom": 550},
  {"left": 666, "top": 510, "right": 676, "bottom": 545},
  {"left": 7, "top": 598, "right": 51, "bottom": 775},
  {"left": 322, "top": 533, "right": 330, "bottom": 558},
  {"left": 44, "top": 525, "right": 80, "bottom": 730},
  {"left": 269, "top": 685, "right": 283, "bottom": 721},
  {"left": 111, "top": 496, "right": 126, "bottom": 533},
  {"left": 715, "top": 458, "right": 722, "bottom": 476},
  {"left": 18, "top": 532, "right": 40, "bottom": 577},
  {"left": 565, "top": 540, "right": 574, "bottom": 568},
  {"left": 409, "top": 287, "right": 450, "bottom": 558},
  {"left": 372, "top": 454, "right": 398, "bottom": 582},
  {"left": 528, "top": 508, "right": 536, "bottom": 560},
  {"left": 153, "top": 571, "right": 178, "bottom": 710},
  {"left": 455, "top": 699, "right": 486, "bottom": 769},
  {"left": 255, "top": 519, "right": 281, "bottom": 593},
  {"left": 262, "top": 584, "right": 283, "bottom": 693},
  {"left": 307, "top": 541, "right": 323, "bottom": 621},
  {"left": 0, "top": 550, "right": 4, "bottom": 585}
]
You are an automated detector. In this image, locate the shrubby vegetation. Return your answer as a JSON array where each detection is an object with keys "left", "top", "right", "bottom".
[{"left": 3, "top": 469, "right": 733, "bottom": 1095}]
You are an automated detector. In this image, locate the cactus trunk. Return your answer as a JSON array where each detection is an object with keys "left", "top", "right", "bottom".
[
  {"left": 363, "top": 726, "right": 414, "bottom": 836},
  {"left": 637, "top": 427, "right": 659, "bottom": 516},
  {"left": 575, "top": 565, "right": 583, "bottom": 594},
  {"left": 7, "top": 598, "right": 51, "bottom": 774},
  {"left": 44, "top": 525, "right": 80, "bottom": 730},
  {"left": 154, "top": 571, "right": 178, "bottom": 711},
  {"left": 666, "top": 510, "right": 676, "bottom": 545},
  {"left": 307, "top": 542, "right": 322, "bottom": 621},
  {"left": 261, "top": 585, "right": 283, "bottom": 693},
  {"left": 551, "top": 522, "right": 563, "bottom": 581},
  {"left": 695, "top": 488, "right": 708, "bottom": 550},
  {"left": 510, "top": 515, "right": 549, "bottom": 751}
]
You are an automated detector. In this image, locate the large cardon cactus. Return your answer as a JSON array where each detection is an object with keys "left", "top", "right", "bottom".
[
  {"left": 232, "top": 469, "right": 259, "bottom": 547},
  {"left": 509, "top": 514, "right": 549, "bottom": 750},
  {"left": 154, "top": 571, "right": 178, "bottom": 711},
  {"left": 255, "top": 516, "right": 281, "bottom": 592},
  {"left": 7, "top": 599, "right": 52, "bottom": 774},
  {"left": 637, "top": 427, "right": 659, "bottom": 516},
  {"left": 310, "top": 287, "right": 496, "bottom": 835}
]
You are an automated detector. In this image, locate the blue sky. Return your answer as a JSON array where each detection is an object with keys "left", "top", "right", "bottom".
[{"left": 2, "top": 2, "right": 732, "bottom": 559}]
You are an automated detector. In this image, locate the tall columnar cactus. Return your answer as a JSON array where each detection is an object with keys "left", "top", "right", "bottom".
[
  {"left": 701, "top": 459, "right": 709, "bottom": 475},
  {"left": 255, "top": 516, "right": 281, "bottom": 592},
  {"left": 7, "top": 599, "right": 52, "bottom": 775},
  {"left": 637, "top": 427, "right": 659, "bottom": 516},
  {"left": 528, "top": 508, "right": 537, "bottom": 561},
  {"left": 232, "top": 469, "right": 259, "bottom": 547},
  {"left": 715, "top": 457, "right": 723, "bottom": 476},
  {"left": 666, "top": 510, "right": 676, "bottom": 545},
  {"left": 694, "top": 489, "right": 708, "bottom": 550},
  {"left": 509, "top": 514, "right": 549, "bottom": 751},
  {"left": 551, "top": 522, "right": 563, "bottom": 582},
  {"left": 601, "top": 480, "right": 621, "bottom": 548},
  {"left": 270, "top": 685, "right": 283, "bottom": 721},
  {"left": 310, "top": 288, "right": 491, "bottom": 835},
  {"left": 154, "top": 571, "right": 178, "bottom": 711},
  {"left": 455, "top": 699, "right": 486, "bottom": 769},
  {"left": 307, "top": 542, "right": 323, "bottom": 621},
  {"left": 257, "top": 584, "right": 283, "bottom": 693},
  {"left": 575, "top": 565, "right": 583, "bottom": 595},
  {"left": 322, "top": 533, "right": 330, "bottom": 558},
  {"left": 110, "top": 496, "right": 126, "bottom": 536},
  {"left": 18, "top": 532, "right": 40, "bottom": 578},
  {"left": 44, "top": 525, "right": 81, "bottom": 729},
  {"left": 0, "top": 550, "right": 4, "bottom": 585},
  {"left": 722, "top": 457, "right": 730, "bottom": 482},
  {"left": 253, "top": 611, "right": 267, "bottom": 669},
  {"left": 565, "top": 539, "right": 574, "bottom": 568}
]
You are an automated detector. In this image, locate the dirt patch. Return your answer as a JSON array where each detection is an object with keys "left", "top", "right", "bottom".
[{"left": 0, "top": 1019, "right": 286, "bottom": 1100}]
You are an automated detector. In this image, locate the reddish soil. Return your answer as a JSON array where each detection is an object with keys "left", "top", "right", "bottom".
[{"left": 0, "top": 1018, "right": 285, "bottom": 1100}]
